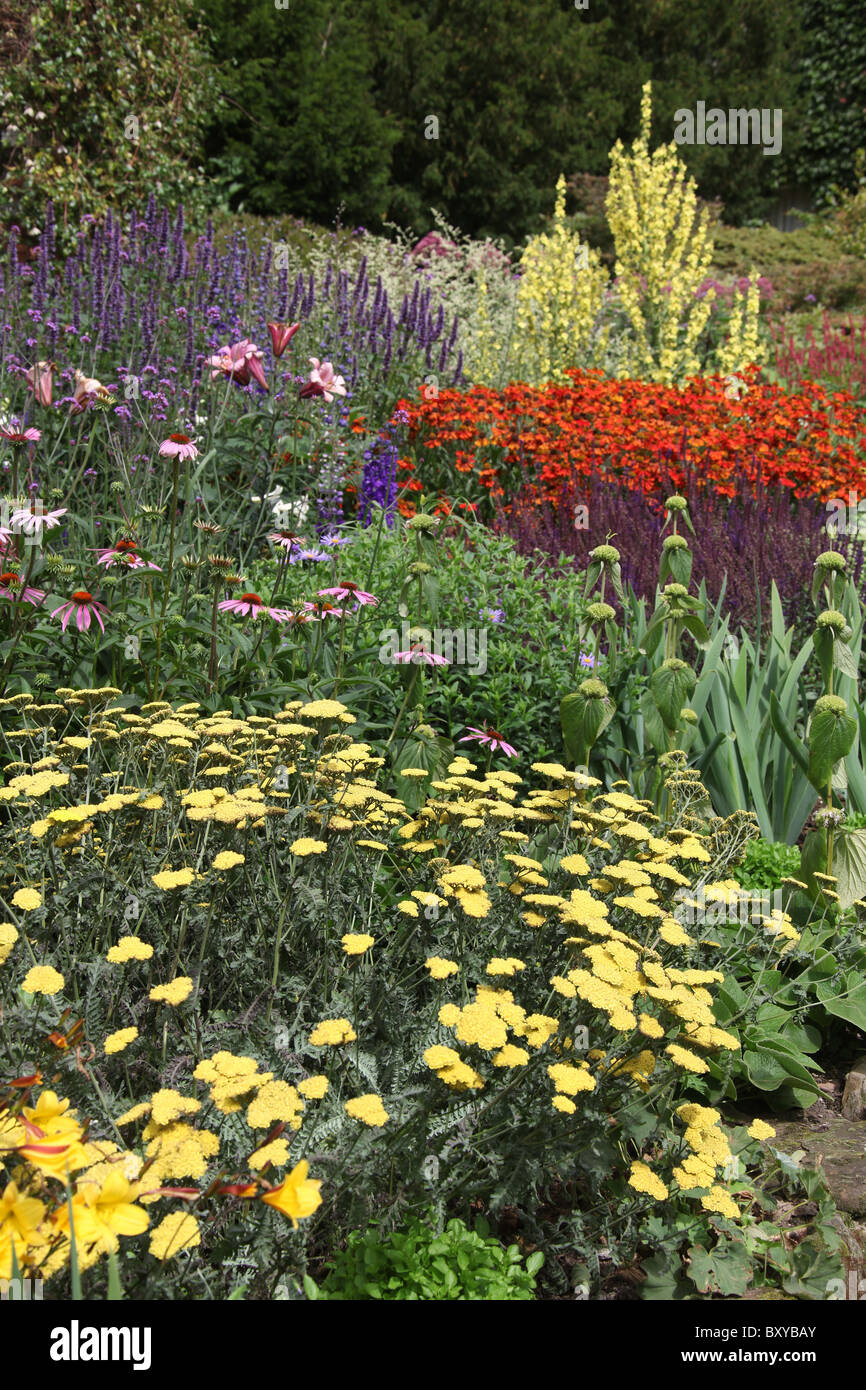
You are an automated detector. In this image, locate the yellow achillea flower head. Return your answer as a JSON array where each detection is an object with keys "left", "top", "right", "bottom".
[
  {"left": 106, "top": 937, "right": 154, "bottom": 964},
  {"left": 289, "top": 837, "right": 328, "bottom": 856},
  {"left": 309, "top": 1017, "right": 357, "bottom": 1047},
  {"left": 149, "top": 1210, "right": 202, "bottom": 1260},
  {"left": 493, "top": 1045, "right": 529, "bottom": 1068},
  {"left": 297, "top": 699, "right": 353, "bottom": 722},
  {"left": 21, "top": 965, "right": 64, "bottom": 995},
  {"left": 516, "top": 1013, "right": 559, "bottom": 1048},
  {"left": 665, "top": 1043, "right": 710, "bottom": 1073},
  {"left": 150, "top": 1090, "right": 202, "bottom": 1127},
  {"left": 437, "top": 1060, "right": 484, "bottom": 1091},
  {"left": 627, "top": 1161, "right": 669, "bottom": 1200},
  {"left": 658, "top": 918, "right": 692, "bottom": 946},
  {"left": 547, "top": 1063, "right": 596, "bottom": 1095},
  {"left": 152, "top": 867, "right": 196, "bottom": 891},
  {"left": 747, "top": 1119, "right": 776, "bottom": 1141},
  {"left": 247, "top": 1080, "right": 304, "bottom": 1129},
  {"left": 248, "top": 1139, "right": 291, "bottom": 1171},
  {"left": 438, "top": 1003, "right": 461, "bottom": 1027},
  {"left": 115, "top": 1102, "right": 152, "bottom": 1127},
  {"left": 298, "top": 1076, "right": 329, "bottom": 1100},
  {"left": 0, "top": 922, "right": 19, "bottom": 965},
  {"left": 341, "top": 933, "right": 374, "bottom": 955},
  {"left": 345, "top": 1094, "right": 389, "bottom": 1127},
  {"left": 104, "top": 1027, "right": 139, "bottom": 1055},
  {"left": 439, "top": 864, "right": 486, "bottom": 892},
  {"left": 451, "top": 887, "right": 491, "bottom": 919},
  {"left": 700, "top": 1187, "right": 740, "bottom": 1219},
  {"left": 453, "top": 1000, "right": 508, "bottom": 1050},
  {"left": 12, "top": 887, "right": 42, "bottom": 912},
  {"left": 559, "top": 853, "right": 590, "bottom": 875},
  {"left": 638, "top": 1013, "right": 665, "bottom": 1039},
  {"left": 485, "top": 957, "right": 526, "bottom": 977},
  {"left": 425, "top": 956, "right": 458, "bottom": 980},
  {"left": 397, "top": 899, "right": 419, "bottom": 917},
  {"left": 424, "top": 1045, "right": 462, "bottom": 1070},
  {"left": 212, "top": 850, "right": 245, "bottom": 870},
  {"left": 149, "top": 977, "right": 194, "bottom": 1006}
]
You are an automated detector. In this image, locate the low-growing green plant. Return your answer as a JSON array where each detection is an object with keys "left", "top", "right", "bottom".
[
  {"left": 309, "top": 1210, "right": 543, "bottom": 1300},
  {"left": 641, "top": 1127, "right": 844, "bottom": 1301},
  {"left": 731, "top": 839, "right": 802, "bottom": 891}
]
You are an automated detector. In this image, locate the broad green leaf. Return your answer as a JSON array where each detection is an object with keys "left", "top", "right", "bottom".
[
  {"left": 741, "top": 1048, "right": 790, "bottom": 1090},
  {"left": 650, "top": 661, "right": 696, "bottom": 731},
  {"left": 808, "top": 705, "right": 857, "bottom": 791},
  {"left": 831, "top": 827, "right": 866, "bottom": 910},
  {"left": 833, "top": 639, "right": 859, "bottom": 680},
  {"left": 816, "top": 976, "right": 866, "bottom": 1031}
]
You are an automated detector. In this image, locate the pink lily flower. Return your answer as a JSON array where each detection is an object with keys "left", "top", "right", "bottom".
[
  {"left": 458, "top": 726, "right": 518, "bottom": 758},
  {"left": 217, "top": 591, "right": 294, "bottom": 621},
  {"left": 208, "top": 340, "right": 269, "bottom": 392},
  {"left": 317, "top": 581, "right": 377, "bottom": 607},
  {"left": 267, "top": 321, "right": 300, "bottom": 358},
  {"left": 51, "top": 590, "right": 110, "bottom": 634},
  {"left": 72, "top": 372, "right": 111, "bottom": 409},
  {"left": 158, "top": 433, "right": 200, "bottom": 462},
  {"left": 25, "top": 361, "right": 54, "bottom": 407},
  {"left": 0, "top": 571, "right": 46, "bottom": 607},
  {"left": 299, "top": 359, "right": 347, "bottom": 403}
]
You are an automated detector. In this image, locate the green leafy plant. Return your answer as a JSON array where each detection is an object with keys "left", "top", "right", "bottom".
[
  {"left": 731, "top": 838, "right": 801, "bottom": 891},
  {"left": 309, "top": 1211, "right": 543, "bottom": 1300}
]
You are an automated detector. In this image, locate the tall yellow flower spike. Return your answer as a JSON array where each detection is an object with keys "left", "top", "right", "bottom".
[{"left": 606, "top": 82, "right": 763, "bottom": 384}]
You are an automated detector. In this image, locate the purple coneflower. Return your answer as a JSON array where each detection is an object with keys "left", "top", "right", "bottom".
[
  {"left": 158, "top": 433, "right": 199, "bottom": 462},
  {"left": 51, "top": 590, "right": 110, "bottom": 633},
  {"left": 393, "top": 643, "right": 450, "bottom": 666},
  {"left": 458, "top": 726, "right": 518, "bottom": 758},
  {"left": 218, "top": 591, "right": 294, "bottom": 622},
  {"left": 9, "top": 505, "right": 67, "bottom": 537},
  {"left": 94, "top": 538, "right": 161, "bottom": 570},
  {"left": 0, "top": 425, "right": 40, "bottom": 445},
  {"left": 302, "top": 600, "right": 346, "bottom": 620},
  {"left": 0, "top": 571, "right": 46, "bottom": 606},
  {"left": 318, "top": 581, "right": 377, "bottom": 607}
]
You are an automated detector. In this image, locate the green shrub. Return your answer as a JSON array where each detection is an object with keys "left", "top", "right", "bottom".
[
  {"left": 731, "top": 839, "right": 802, "bottom": 891},
  {"left": 311, "top": 1212, "right": 542, "bottom": 1300},
  {"left": 0, "top": 0, "right": 216, "bottom": 251}
]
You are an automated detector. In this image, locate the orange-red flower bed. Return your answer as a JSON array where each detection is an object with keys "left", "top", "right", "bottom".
[{"left": 391, "top": 366, "right": 866, "bottom": 517}]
